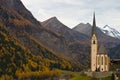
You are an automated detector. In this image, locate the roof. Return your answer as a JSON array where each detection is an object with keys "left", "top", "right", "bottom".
[
  {"left": 98, "top": 45, "right": 107, "bottom": 54},
  {"left": 92, "top": 12, "right": 97, "bottom": 36}
]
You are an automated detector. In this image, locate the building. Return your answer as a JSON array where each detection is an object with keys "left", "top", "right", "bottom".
[{"left": 91, "top": 13, "right": 110, "bottom": 72}]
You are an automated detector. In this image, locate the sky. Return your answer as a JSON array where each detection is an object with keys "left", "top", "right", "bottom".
[{"left": 21, "top": 0, "right": 120, "bottom": 30}]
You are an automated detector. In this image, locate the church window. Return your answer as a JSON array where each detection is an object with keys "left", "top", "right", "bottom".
[
  {"left": 93, "top": 40, "right": 95, "bottom": 44},
  {"left": 97, "top": 56, "right": 99, "bottom": 65},
  {"left": 105, "top": 56, "right": 107, "bottom": 65},
  {"left": 101, "top": 56, "right": 103, "bottom": 65},
  {"left": 98, "top": 56, "right": 100, "bottom": 65}
]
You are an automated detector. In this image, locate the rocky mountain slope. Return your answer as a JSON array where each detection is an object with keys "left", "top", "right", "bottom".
[
  {"left": 0, "top": 0, "right": 91, "bottom": 67},
  {"left": 0, "top": 24, "right": 82, "bottom": 79},
  {"left": 109, "top": 44, "right": 120, "bottom": 59},
  {"left": 1, "top": 1, "right": 120, "bottom": 79},
  {"left": 101, "top": 25, "right": 120, "bottom": 39},
  {"left": 0, "top": 0, "right": 68, "bottom": 55},
  {"left": 73, "top": 23, "right": 120, "bottom": 48},
  {"left": 41, "top": 17, "right": 89, "bottom": 42},
  {"left": 0, "top": 0, "right": 83, "bottom": 79},
  {"left": 73, "top": 23, "right": 92, "bottom": 36},
  {"left": 73, "top": 23, "right": 120, "bottom": 59},
  {"left": 41, "top": 16, "right": 120, "bottom": 63},
  {"left": 41, "top": 17, "right": 90, "bottom": 65}
]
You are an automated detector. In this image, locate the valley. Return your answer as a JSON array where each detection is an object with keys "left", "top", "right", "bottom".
[{"left": 0, "top": 0, "right": 120, "bottom": 79}]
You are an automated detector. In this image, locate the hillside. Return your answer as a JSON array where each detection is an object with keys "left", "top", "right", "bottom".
[
  {"left": 0, "top": 22, "right": 82, "bottom": 79},
  {"left": 0, "top": 0, "right": 91, "bottom": 67},
  {"left": 73, "top": 23, "right": 120, "bottom": 48},
  {"left": 41, "top": 17, "right": 89, "bottom": 42},
  {"left": 109, "top": 44, "right": 120, "bottom": 59},
  {"left": 0, "top": 0, "right": 120, "bottom": 79},
  {"left": 0, "top": 0, "right": 68, "bottom": 55},
  {"left": 0, "top": 0, "right": 82, "bottom": 79},
  {"left": 41, "top": 17, "right": 90, "bottom": 65}
]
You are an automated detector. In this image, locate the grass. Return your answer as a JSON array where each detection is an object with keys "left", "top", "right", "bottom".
[
  {"left": 60, "top": 70, "right": 91, "bottom": 80},
  {"left": 70, "top": 74, "right": 113, "bottom": 80},
  {"left": 100, "top": 77, "right": 113, "bottom": 80},
  {"left": 59, "top": 70, "right": 113, "bottom": 80},
  {"left": 70, "top": 73, "right": 91, "bottom": 80},
  {"left": 69, "top": 72, "right": 92, "bottom": 80}
]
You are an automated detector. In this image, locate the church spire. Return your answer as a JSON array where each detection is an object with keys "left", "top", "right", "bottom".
[{"left": 92, "top": 12, "right": 97, "bottom": 36}]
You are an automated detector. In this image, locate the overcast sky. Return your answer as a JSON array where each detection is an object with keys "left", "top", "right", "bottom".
[{"left": 21, "top": 0, "right": 120, "bottom": 30}]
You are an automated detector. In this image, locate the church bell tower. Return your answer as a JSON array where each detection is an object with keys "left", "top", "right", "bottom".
[{"left": 91, "top": 13, "right": 98, "bottom": 71}]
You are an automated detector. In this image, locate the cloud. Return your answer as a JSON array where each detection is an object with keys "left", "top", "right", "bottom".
[{"left": 21, "top": 0, "right": 120, "bottom": 31}]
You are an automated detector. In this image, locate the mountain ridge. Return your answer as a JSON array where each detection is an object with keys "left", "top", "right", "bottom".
[
  {"left": 0, "top": 0, "right": 83, "bottom": 78},
  {"left": 41, "top": 17, "right": 92, "bottom": 66},
  {"left": 0, "top": 0, "right": 70, "bottom": 55},
  {"left": 0, "top": 24, "right": 83, "bottom": 79},
  {"left": 73, "top": 23, "right": 120, "bottom": 48},
  {"left": 101, "top": 25, "right": 120, "bottom": 39},
  {"left": 41, "top": 17, "right": 89, "bottom": 42},
  {"left": 1, "top": 0, "right": 120, "bottom": 79}
]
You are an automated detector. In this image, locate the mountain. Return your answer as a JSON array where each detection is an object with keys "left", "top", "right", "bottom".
[
  {"left": 101, "top": 25, "right": 120, "bottom": 39},
  {"left": 0, "top": 24, "right": 82, "bottom": 79},
  {"left": 73, "top": 23, "right": 120, "bottom": 59},
  {"left": 73, "top": 23, "right": 92, "bottom": 36},
  {"left": 0, "top": 0, "right": 83, "bottom": 79},
  {"left": 41, "top": 17, "right": 89, "bottom": 42},
  {"left": 109, "top": 44, "right": 120, "bottom": 59},
  {"left": 0, "top": 0, "right": 40, "bottom": 26},
  {"left": 0, "top": 0, "right": 70, "bottom": 55},
  {"left": 0, "top": 0, "right": 90, "bottom": 66},
  {"left": 1, "top": 1, "right": 120, "bottom": 79},
  {"left": 73, "top": 23, "right": 120, "bottom": 48},
  {"left": 41, "top": 17, "right": 90, "bottom": 65}
]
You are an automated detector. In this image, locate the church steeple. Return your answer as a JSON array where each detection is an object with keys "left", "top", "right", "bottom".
[
  {"left": 91, "top": 12, "right": 98, "bottom": 71},
  {"left": 90, "top": 13, "right": 110, "bottom": 72},
  {"left": 92, "top": 12, "right": 97, "bottom": 36}
]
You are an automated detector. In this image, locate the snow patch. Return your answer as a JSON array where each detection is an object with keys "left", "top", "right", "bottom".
[{"left": 100, "top": 25, "right": 120, "bottom": 39}]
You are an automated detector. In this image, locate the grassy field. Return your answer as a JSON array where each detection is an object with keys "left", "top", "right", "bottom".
[
  {"left": 69, "top": 73, "right": 91, "bottom": 80},
  {"left": 70, "top": 73, "right": 113, "bottom": 80},
  {"left": 60, "top": 70, "right": 91, "bottom": 80},
  {"left": 60, "top": 70, "right": 114, "bottom": 80}
]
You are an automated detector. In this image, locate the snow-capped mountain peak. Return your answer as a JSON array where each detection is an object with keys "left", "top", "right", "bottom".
[{"left": 101, "top": 25, "right": 120, "bottom": 39}]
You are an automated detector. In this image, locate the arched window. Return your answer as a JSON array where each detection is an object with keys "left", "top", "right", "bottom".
[
  {"left": 97, "top": 56, "right": 99, "bottom": 65},
  {"left": 105, "top": 56, "right": 107, "bottom": 65},
  {"left": 101, "top": 56, "right": 103, "bottom": 65},
  {"left": 99, "top": 56, "right": 100, "bottom": 65},
  {"left": 97, "top": 56, "right": 100, "bottom": 65},
  {"left": 93, "top": 40, "right": 95, "bottom": 44}
]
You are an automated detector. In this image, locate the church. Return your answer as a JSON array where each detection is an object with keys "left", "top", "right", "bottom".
[{"left": 91, "top": 13, "right": 110, "bottom": 72}]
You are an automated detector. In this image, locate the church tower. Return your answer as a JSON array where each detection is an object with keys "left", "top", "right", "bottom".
[{"left": 91, "top": 13, "right": 98, "bottom": 71}]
